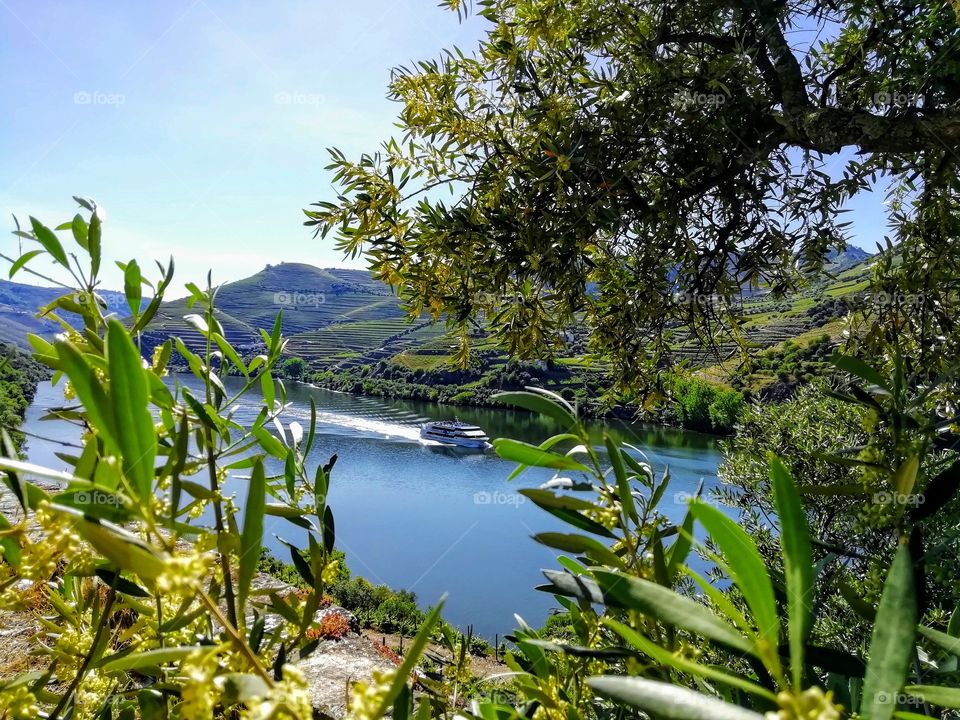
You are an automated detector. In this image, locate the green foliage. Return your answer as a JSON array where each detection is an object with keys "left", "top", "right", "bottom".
[
  {"left": 279, "top": 356, "right": 309, "bottom": 381},
  {"left": 306, "top": 0, "right": 960, "bottom": 391},
  {"left": 0, "top": 199, "right": 443, "bottom": 719},
  {"left": 0, "top": 343, "right": 45, "bottom": 449},
  {"left": 441, "top": 387, "right": 960, "bottom": 720},
  {"left": 329, "top": 575, "right": 425, "bottom": 635},
  {"left": 670, "top": 375, "right": 744, "bottom": 433}
]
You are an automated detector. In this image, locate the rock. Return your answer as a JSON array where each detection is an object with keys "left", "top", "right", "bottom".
[{"left": 298, "top": 634, "right": 395, "bottom": 718}]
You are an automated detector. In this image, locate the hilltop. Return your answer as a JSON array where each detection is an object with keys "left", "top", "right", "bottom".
[{"left": 0, "top": 251, "right": 877, "bottom": 417}]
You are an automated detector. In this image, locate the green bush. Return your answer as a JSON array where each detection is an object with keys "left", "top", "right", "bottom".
[{"left": 670, "top": 375, "right": 744, "bottom": 432}]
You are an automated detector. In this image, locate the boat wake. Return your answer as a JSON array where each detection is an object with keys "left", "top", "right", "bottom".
[{"left": 278, "top": 405, "right": 425, "bottom": 443}]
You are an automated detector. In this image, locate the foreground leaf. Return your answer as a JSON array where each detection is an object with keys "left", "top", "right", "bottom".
[
  {"left": 861, "top": 543, "right": 917, "bottom": 720},
  {"left": 769, "top": 455, "right": 814, "bottom": 688},
  {"left": 588, "top": 676, "right": 765, "bottom": 720}
]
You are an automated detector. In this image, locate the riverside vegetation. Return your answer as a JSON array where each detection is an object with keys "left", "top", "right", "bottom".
[
  {"left": 0, "top": 199, "right": 959, "bottom": 718},
  {"left": 3, "top": 0, "right": 960, "bottom": 715}
]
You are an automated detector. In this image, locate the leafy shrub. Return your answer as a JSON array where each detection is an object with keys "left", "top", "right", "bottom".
[
  {"left": 330, "top": 576, "right": 425, "bottom": 634},
  {"left": 670, "top": 375, "right": 744, "bottom": 432},
  {"left": 280, "top": 356, "right": 309, "bottom": 381},
  {"left": 313, "top": 611, "right": 352, "bottom": 640},
  {"left": 0, "top": 200, "right": 443, "bottom": 719}
]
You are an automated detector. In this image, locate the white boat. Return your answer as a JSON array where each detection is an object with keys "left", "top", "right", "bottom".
[{"left": 420, "top": 419, "right": 490, "bottom": 448}]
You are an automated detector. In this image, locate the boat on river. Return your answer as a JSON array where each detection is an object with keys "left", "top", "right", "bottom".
[{"left": 420, "top": 419, "right": 490, "bottom": 448}]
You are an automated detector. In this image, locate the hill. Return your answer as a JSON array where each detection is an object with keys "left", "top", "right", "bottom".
[
  {"left": 0, "top": 252, "right": 877, "bottom": 409},
  {"left": 137, "top": 263, "right": 418, "bottom": 363},
  {"left": 0, "top": 280, "right": 133, "bottom": 348}
]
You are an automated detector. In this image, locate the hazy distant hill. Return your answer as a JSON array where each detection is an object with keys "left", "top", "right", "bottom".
[
  {"left": 0, "top": 252, "right": 879, "bottom": 378},
  {"left": 824, "top": 246, "right": 874, "bottom": 272},
  {"left": 0, "top": 280, "right": 132, "bottom": 348}
]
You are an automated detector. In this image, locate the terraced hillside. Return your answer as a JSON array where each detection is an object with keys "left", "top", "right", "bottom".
[
  {"left": 137, "top": 263, "right": 411, "bottom": 356},
  {"left": 0, "top": 251, "right": 878, "bottom": 384},
  {"left": 0, "top": 280, "right": 133, "bottom": 349}
]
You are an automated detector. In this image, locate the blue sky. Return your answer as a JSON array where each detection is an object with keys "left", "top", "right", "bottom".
[
  {"left": 0, "top": 0, "right": 481, "bottom": 290},
  {"left": 2, "top": 1, "right": 884, "bottom": 294}
]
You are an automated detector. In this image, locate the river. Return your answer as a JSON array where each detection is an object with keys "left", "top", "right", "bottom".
[{"left": 21, "top": 375, "right": 723, "bottom": 638}]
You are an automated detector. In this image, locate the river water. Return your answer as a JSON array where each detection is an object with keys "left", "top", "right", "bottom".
[{"left": 21, "top": 376, "right": 722, "bottom": 638}]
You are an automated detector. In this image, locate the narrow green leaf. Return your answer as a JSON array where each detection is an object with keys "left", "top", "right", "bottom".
[
  {"left": 903, "top": 685, "right": 960, "bottom": 708},
  {"left": 261, "top": 372, "right": 275, "bottom": 410},
  {"left": 591, "top": 570, "right": 754, "bottom": 655},
  {"left": 587, "top": 676, "right": 765, "bottom": 720},
  {"left": 106, "top": 320, "right": 155, "bottom": 497},
  {"left": 862, "top": 543, "right": 917, "bottom": 720},
  {"left": 533, "top": 532, "right": 622, "bottom": 567},
  {"left": 918, "top": 625, "right": 960, "bottom": 655},
  {"left": 238, "top": 459, "right": 266, "bottom": 611},
  {"left": 124, "top": 260, "right": 143, "bottom": 318},
  {"left": 605, "top": 436, "right": 637, "bottom": 523},
  {"left": 372, "top": 598, "right": 446, "bottom": 717},
  {"left": 8, "top": 250, "right": 43, "bottom": 279},
  {"left": 832, "top": 352, "right": 891, "bottom": 391},
  {"left": 29, "top": 216, "right": 69, "bottom": 267},
  {"left": 493, "top": 438, "right": 589, "bottom": 471},
  {"left": 98, "top": 646, "right": 204, "bottom": 672},
  {"left": 604, "top": 618, "right": 778, "bottom": 702},
  {"left": 55, "top": 340, "right": 119, "bottom": 454},
  {"left": 691, "top": 501, "right": 781, "bottom": 678},
  {"left": 88, "top": 211, "right": 102, "bottom": 276},
  {"left": 770, "top": 455, "right": 814, "bottom": 688},
  {"left": 70, "top": 213, "right": 89, "bottom": 249},
  {"left": 492, "top": 390, "right": 577, "bottom": 428}
]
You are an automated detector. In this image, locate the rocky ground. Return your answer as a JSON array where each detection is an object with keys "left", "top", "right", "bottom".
[{"left": 0, "top": 483, "right": 506, "bottom": 717}]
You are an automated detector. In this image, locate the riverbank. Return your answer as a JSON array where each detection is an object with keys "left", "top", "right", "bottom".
[{"left": 307, "top": 362, "right": 744, "bottom": 435}]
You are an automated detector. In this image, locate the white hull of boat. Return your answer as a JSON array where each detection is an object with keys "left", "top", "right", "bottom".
[{"left": 420, "top": 430, "right": 490, "bottom": 448}]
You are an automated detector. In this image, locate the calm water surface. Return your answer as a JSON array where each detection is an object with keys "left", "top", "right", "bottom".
[{"left": 22, "top": 376, "right": 722, "bottom": 638}]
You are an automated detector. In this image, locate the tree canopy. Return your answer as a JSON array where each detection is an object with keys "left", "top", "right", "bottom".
[{"left": 307, "top": 0, "right": 960, "bottom": 389}]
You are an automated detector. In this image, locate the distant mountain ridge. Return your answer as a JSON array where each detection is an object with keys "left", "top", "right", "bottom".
[
  {"left": 0, "top": 280, "right": 132, "bottom": 348},
  {"left": 0, "top": 252, "right": 878, "bottom": 376}
]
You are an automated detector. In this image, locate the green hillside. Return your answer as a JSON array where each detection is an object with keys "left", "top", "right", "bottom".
[
  {"left": 0, "top": 279, "right": 135, "bottom": 349},
  {"left": 0, "top": 255, "right": 877, "bottom": 397},
  {"left": 138, "top": 263, "right": 410, "bottom": 355}
]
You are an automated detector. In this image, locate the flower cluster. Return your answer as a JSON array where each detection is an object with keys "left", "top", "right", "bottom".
[
  {"left": 766, "top": 687, "right": 843, "bottom": 720},
  {"left": 347, "top": 667, "right": 398, "bottom": 720},
  {"left": 241, "top": 665, "right": 314, "bottom": 720}
]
